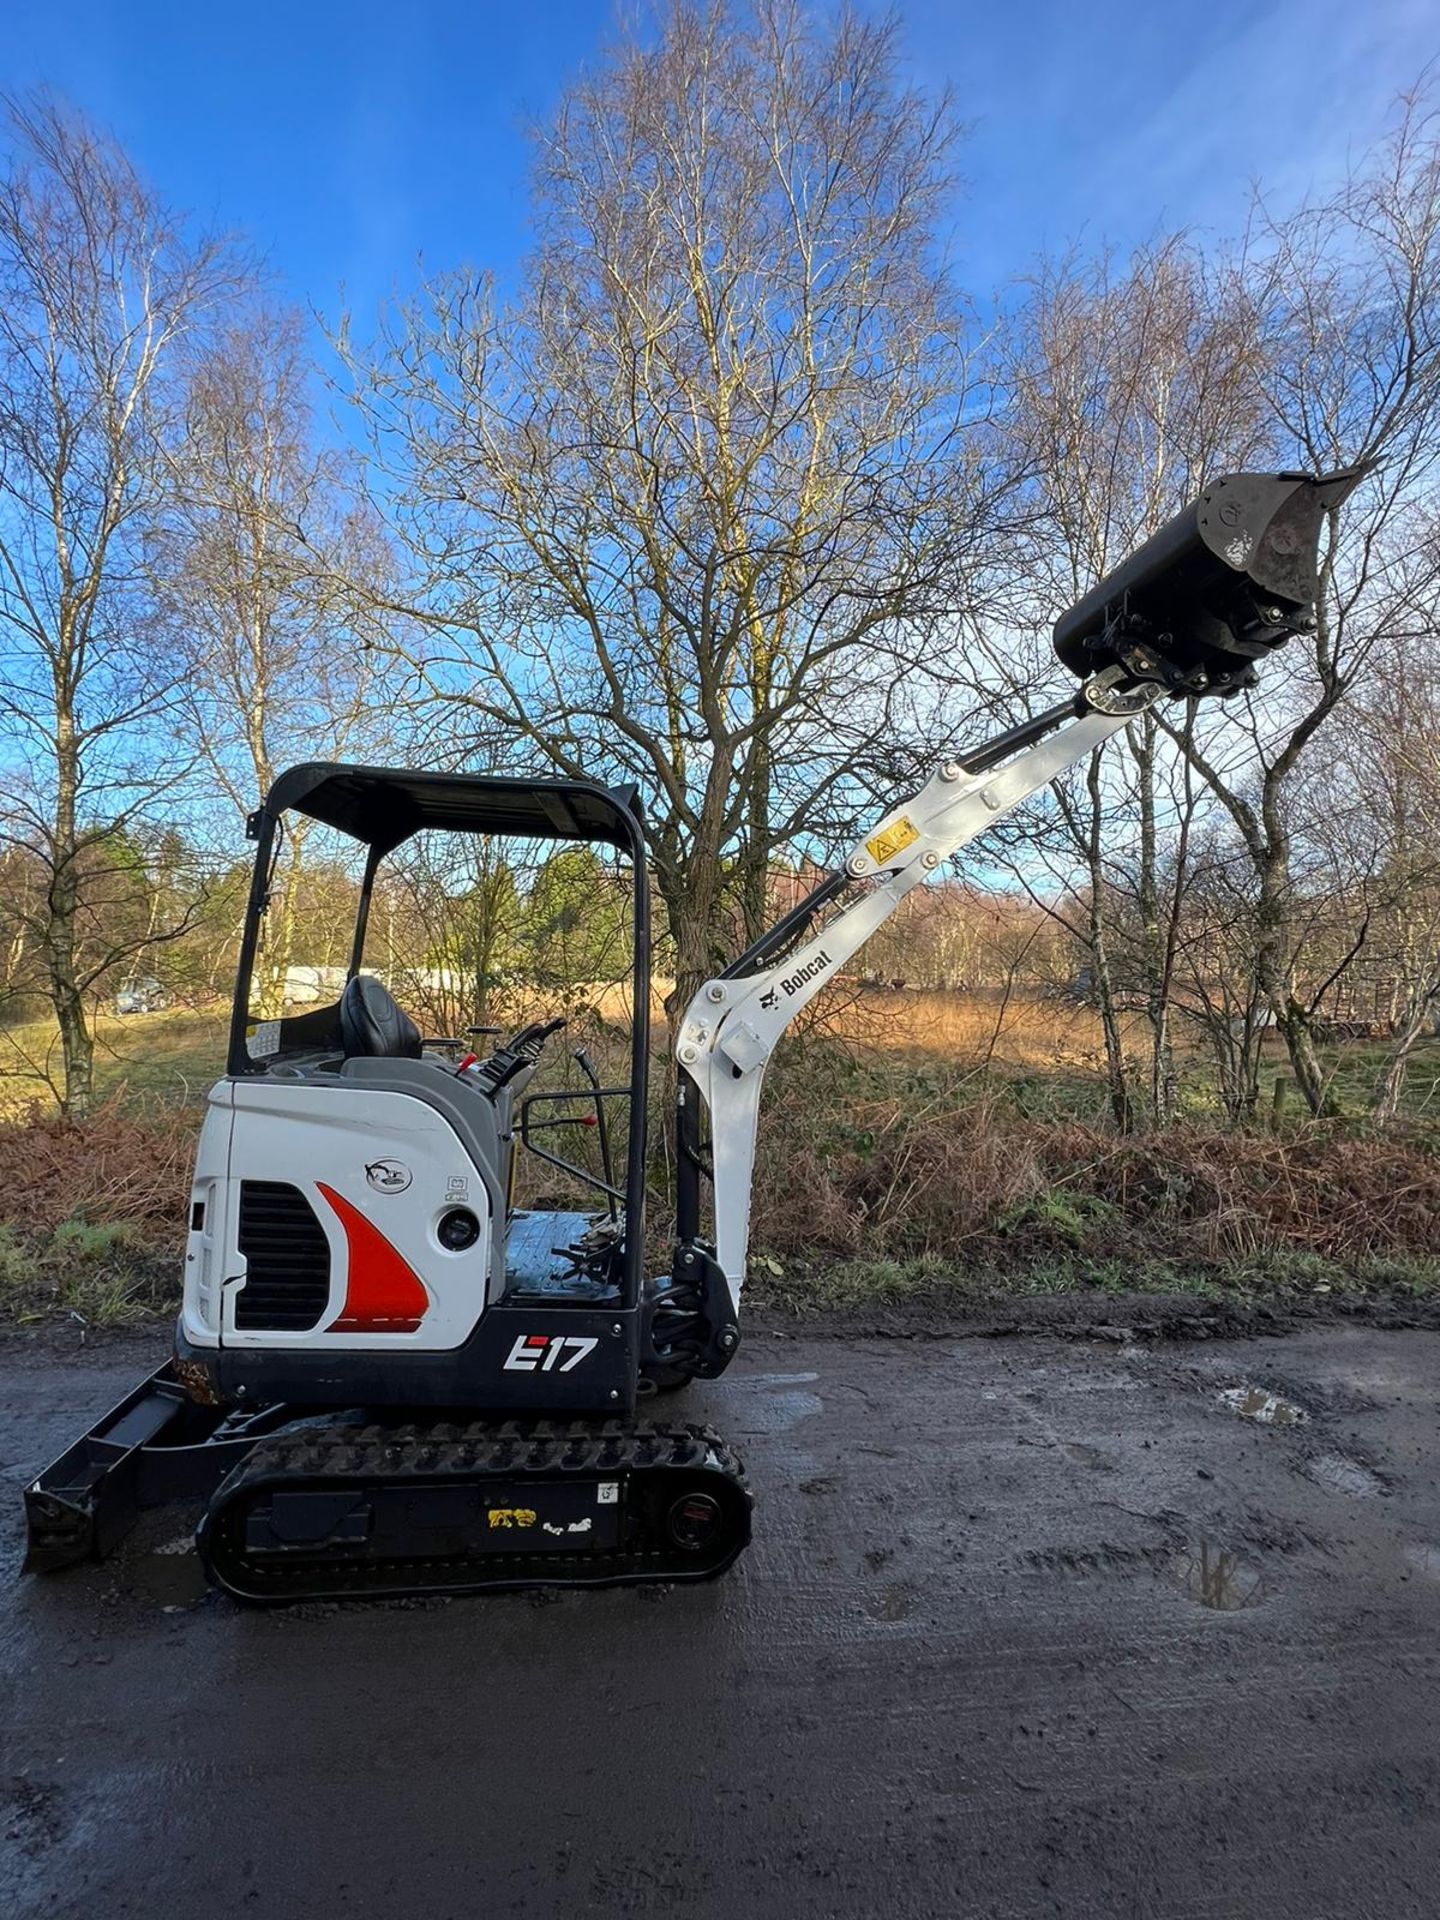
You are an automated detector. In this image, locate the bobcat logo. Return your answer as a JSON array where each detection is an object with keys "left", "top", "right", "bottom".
[{"left": 780, "top": 949, "right": 832, "bottom": 997}]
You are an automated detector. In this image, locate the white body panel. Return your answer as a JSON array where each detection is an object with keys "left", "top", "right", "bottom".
[
  {"left": 183, "top": 1081, "right": 235, "bottom": 1341},
  {"left": 182, "top": 1077, "right": 493, "bottom": 1352}
]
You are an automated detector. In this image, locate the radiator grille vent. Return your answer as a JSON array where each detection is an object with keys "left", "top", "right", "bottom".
[{"left": 235, "top": 1181, "right": 331, "bottom": 1331}]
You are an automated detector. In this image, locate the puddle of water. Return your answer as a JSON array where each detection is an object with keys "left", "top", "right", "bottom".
[
  {"left": 1218, "top": 1385, "right": 1307, "bottom": 1428},
  {"left": 737, "top": 1388, "right": 824, "bottom": 1434},
  {"left": 129, "top": 1539, "right": 208, "bottom": 1609},
  {"left": 1173, "top": 1540, "right": 1263, "bottom": 1611},
  {"left": 863, "top": 1585, "right": 914, "bottom": 1622},
  {"left": 1305, "top": 1452, "right": 1384, "bottom": 1498}
]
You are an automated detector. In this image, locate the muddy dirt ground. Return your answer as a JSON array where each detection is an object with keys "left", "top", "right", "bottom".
[{"left": 3, "top": 1321, "right": 1439, "bottom": 1918}]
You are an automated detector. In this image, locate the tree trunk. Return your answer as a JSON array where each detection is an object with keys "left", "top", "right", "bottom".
[
  {"left": 1274, "top": 996, "right": 1330, "bottom": 1115},
  {"left": 653, "top": 846, "right": 732, "bottom": 1184},
  {"left": 263, "top": 838, "right": 305, "bottom": 1018},
  {"left": 1090, "top": 909, "right": 1133, "bottom": 1134},
  {"left": 739, "top": 611, "right": 776, "bottom": 942},
  {"left": 472, "top": 892, "right": 497, "bottom": 1031},
  {"left": 52, "top": 975, "right": 94, "bottom": 1118},
  {"left": 1133, "top": 713, "right": 1174, "bottom": 1125},
  {"left": 46, "top": 707, "right": 94, "bottom": 1118},
  {"left": 740, "top": 753, "right": 772, "bottom": 945},
  {"left": 1373, "top": 991, "right": 1437, "bottom": 1127},
  {"left": 1252, "top": 827, "right": 1331, "bottom": 1116},
  {"left": 1086, "top": 752, "right": 1133, "bottom": 1133},
  {"left": 657, "top": 755, "right": 740, "bottom": 1053},
  {"left": 662, "top": 869, "right": 731, "bottom": 1050}
]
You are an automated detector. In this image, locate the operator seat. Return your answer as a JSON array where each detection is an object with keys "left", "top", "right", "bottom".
[{"left": 339, "top": 974, "right": 423, "bottom": 1060}]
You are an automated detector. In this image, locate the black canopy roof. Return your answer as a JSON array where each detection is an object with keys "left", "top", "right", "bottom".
[{"left": 263, "top": 763, "right": 645, "bottom": 857}]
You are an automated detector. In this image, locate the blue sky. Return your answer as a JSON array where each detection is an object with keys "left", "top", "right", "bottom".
[{"left": 3, "top": 0, "right": 1435, "bottom": 322}]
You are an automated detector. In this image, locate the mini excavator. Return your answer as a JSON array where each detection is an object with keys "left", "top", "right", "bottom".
[{"left": 24, "top": 468, "right": 1361, "bottom": 1603}]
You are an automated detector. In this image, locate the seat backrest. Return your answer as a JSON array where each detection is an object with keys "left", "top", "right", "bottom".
[{"left": 339, "top": 975, "right": 423, "bottom": 1060}]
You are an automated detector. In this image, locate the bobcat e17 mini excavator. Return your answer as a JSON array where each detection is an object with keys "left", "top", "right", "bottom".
[{"left": 24, "top": 467, "right": 1361, "bottom": 1603}]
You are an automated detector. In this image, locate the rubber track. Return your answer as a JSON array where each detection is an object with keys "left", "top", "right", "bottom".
[{"left": 198, "top": 1416, "right": 750, "bottom": 1603}]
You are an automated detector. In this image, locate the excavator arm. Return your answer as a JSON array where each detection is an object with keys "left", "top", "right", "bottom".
[
  {"left": 673, "top": 677, "right": 1155, "bottom": 1304},
  {"left": 652, "top": 465, "right": 1367, "bottom": 1377}
]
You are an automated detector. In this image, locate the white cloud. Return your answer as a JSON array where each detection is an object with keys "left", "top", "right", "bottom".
[{"left": 934, "top": 0, "right": 1438, "bottom": 284}]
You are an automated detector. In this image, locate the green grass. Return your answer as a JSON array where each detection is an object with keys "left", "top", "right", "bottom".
[
  {"left": 0, "top": 1225, "right": 43, "bottom": 1294},
  {"left": 995, "top": 1189, "right": 1123, "bottom": 1244},
  {"left": 746, "top": 1246, "right": 1440, "bottom": 1316},
  {"left": 1317, "top": 1039, "right": 1440, "bottom": 1119},
  {"left": 0, "top": 1006, "right": 229, "bottom": 1116},
  {"left": 0, "top": 1218, "right": 177, "bottom": 1328}
]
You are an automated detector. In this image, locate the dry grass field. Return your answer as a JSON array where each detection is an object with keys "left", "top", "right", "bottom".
[
  {"left": 9, "top": 980, "right": 1427, "bottom": 1110},
  {"left": 0, "top": 1005, "right": 231, "bottom": 1120},
  {"left": 823, "top": 984, "right": 1127, "bottom": 1065},
  {"left": 3, "top": 984, "right": 1440, "bottom": 1326},
  {"left": 0, "top": 984, "right": 1130, "bottom": 1120}
]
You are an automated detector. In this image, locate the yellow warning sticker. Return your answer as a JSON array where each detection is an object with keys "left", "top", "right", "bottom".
[
  {"left": 488, "top": 1507, "right": 538, "bottom": 1530},
  {"left": 865, "top": 816, "right": 920, "bottom": 867}
]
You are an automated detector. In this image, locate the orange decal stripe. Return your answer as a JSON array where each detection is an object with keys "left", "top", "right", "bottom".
[{"left": 315, "top": 1181, "right": 429, "bottom": 1333}]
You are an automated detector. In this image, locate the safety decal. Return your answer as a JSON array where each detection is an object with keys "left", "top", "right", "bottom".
[
  {"left": 865, "top": 815, "right": 919, "bottom": 866},
  {"left": 245, "top": 1020, "right": 281, "bottom": 1059}
]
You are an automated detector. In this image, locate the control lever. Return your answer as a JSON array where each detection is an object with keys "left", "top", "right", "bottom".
[{"left": 458, "top": 1017, "right": 568, "bottom": 1095}]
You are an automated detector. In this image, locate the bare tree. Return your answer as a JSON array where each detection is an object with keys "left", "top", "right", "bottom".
[
  {"left": 374, "top": 832, "right": 525, "bottom": 1037},
  {"left": 153, "top": 303, "right": 390, "bottom": 1009},
  {"left": 0, "top": 95, "right": 244, "bottom": 1111},
  {"left": 1168, "top": 90, "right": 1440, "bottom": 1114},
  {"left": 340, "top": 0, "right": 994, "bottom": 1027},
  {"left": 1330, "top": 601, "right": 1440, "bottom": 1123},
  {"left": 988, "top": 236, "right": 1269, "bottom": 1125}
]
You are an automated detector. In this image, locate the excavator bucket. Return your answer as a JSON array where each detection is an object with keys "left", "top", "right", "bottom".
[{"left": 1053, "top": 466, "right": 1369, "bottom": 697}]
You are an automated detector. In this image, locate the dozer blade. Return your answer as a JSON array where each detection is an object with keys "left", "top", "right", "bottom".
[
  {"left": 197, "top": 1417, "right": 751, "bottom": 1604},
  {"left": 23, "top": 1366, "right": 292, "bottom": 1573}
]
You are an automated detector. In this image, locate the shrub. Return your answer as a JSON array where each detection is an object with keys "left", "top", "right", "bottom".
[
  {"left": 750, "top": 1068, "right": 1440, "bottom": 1273},
  {"left": 0, "top": 1096, "right": 196, "bottom": 1239}
]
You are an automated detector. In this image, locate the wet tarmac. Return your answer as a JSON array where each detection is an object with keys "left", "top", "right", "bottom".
[{"left": 3, "top": 1325, "right": 1440, "bottom": 1918}]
